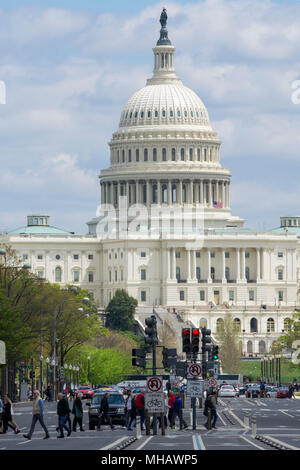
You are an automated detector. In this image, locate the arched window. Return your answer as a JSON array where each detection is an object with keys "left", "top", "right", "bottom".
[
  {"left": 247, "top": 341, "right": 253, "bottom": 354},
  {"left": 171, "top": 148, "right": 176, "bottom": 161},
  {"left": 172, "top": 184, "right": 177, "bottom": 202},
  {"left": 259, "top": 341, "right": 266, "bottom": 354},
  {"left": 233, "top": 318, "right": 241, "bottom": 332},
  {"left": 250, "top": 318, "right": 257, "bottom": 332},
  {"left": 278, "top": 269, "right": 283, "bottom": 281},
  {"left": 55, "top": 267, "right": 62, "bottom": 283},
  {"left": 267, "top": 318, "right": 275, "bottom": 333},
  {"left": 216, "top": 318, "right": 224, "bottom": 333},
  {"left": 162, "top": 184, "right": 167, "bottom": 203},
  {"left": 200, "top": 318, "right": 207, "bottom": 329}
]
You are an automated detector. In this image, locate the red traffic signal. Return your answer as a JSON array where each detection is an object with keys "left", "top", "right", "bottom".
[
  {"left": 182, "top": 328, "right": 191, "bottom": 353},
  {"left": 192, "top": 329, "right": 200, "bottom": 353}
]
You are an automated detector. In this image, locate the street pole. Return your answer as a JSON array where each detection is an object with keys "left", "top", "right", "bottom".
[
  {"left": 31, "top": 357, "right": 34, "bottom": 398},
  {"left": 152, "top": 342, "right": 157, "bottom": 436}
]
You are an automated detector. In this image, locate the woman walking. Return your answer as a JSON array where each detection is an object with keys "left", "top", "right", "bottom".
[
  {"left": 127, "top": 395, "right": 137, "bottom": 431},
  {"left": 72, "top": 393, "right": 84, "bottom": 431},
  {"left": 2, "top": 394, "right": 20, "bottom": 434}
]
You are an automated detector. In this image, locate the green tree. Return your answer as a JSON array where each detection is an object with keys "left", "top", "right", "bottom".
[
  {"left": 215, "top": 312, "right": 240, "bottom": 373},
  {"left": 105, "top": 289, "right": 137, "bottom": 332}
]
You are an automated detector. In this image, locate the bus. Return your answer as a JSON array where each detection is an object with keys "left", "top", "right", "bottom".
[{"left": 217, "top": 374, "right": 243, "bottom": 387}]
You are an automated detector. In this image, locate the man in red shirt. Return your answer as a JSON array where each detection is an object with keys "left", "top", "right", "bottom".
[
  {"left": 168, "top": 390, "right": 175, "bottom": 427},
  {"left": 136, "top": 389, "right": 145, "bottom": 431}
]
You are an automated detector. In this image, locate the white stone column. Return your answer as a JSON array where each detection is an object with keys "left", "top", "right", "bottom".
[
  {"left": 167, "top": 248, "right": 171, "bottom": 280},
  {"left": 189, "top": 181, "right": 193, "bottom": 204},
  {"left": 157, "top": 181, "right": 161, "bottom": 205},
  {"left": 168, "top": 181, "right": 172, "bottom": 205},
  {"left": 146, "top": 180, "right": 150, "bottom": 208},
  {"left": 172, "top": 248, "right": 176, "bottom": 280},
  {"left": 187, "top": 250, "right": 191, "bottom": 281},
  {"left": 179, "top": 181, "right": 183, "bottom": 204},
  {"left": 207, "top": 249, "right": 212, "bottom": 282},
  {"left": 192, "top": 250, "right": 197, "bottom": 280},
  {"left": 256, "top": 248, "right": 261, "bottom": 281},
  {"left": 200, "top": 180, "right": 204, "bottom": 204},
  {"left": 236, "top": 248, "right": 240, "bottom": 281},
  {"left": 216, "top": 181, "right": 219, "bottom": 204},
  {"left": 261, "top": 248, "right": 265, "bottom": 281},
  {"left": 135, "top": 181, "right": 139, "bottom": 204},
  {"left": 208, "top": 180, "right": 213, "bottom": 207},
  {"left": 241, "top": 248, "right": 246, "bottom": 281},
  {"left": 221, "top": 248, "right": 226, "bottom": 282}
]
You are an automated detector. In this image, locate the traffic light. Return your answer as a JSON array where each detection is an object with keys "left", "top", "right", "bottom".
[
  {"left": 182, "top": 328, "right": 191, "bottom": 354},
  {"left": 132, "top": 348, "right": 147, "bottom": 368},
  {"left": 191, "top": 328, "right": 200, "bottom": 354},
  {"left": 162, "top": 347, "right": 177, "bottom": 370},
  {"left": 212, "top": 345, "right": 219, "bottom": 360},
  {"left": 201, "top": 328, "right": 212, "bottom": 352},
  {"left": 145, "top": 315, "right": 158, "bottom": 346}
]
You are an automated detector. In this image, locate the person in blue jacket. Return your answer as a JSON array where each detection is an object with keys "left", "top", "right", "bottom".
[{"left": 171, "top": 393, "right": 188, "bottom": 430}]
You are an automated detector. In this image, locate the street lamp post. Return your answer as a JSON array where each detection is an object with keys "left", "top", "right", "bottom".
[
  {"left": 69, "top": 364, "right": 72, "bottom": 391},
  {"left": 88, "top": 356, "right": 90, "bottom": 384}
]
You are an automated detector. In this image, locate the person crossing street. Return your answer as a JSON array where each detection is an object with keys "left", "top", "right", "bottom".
[
  {"left": 57, "top": 393, "right": 72, "bottom": 438},
  {"left": 97, "top": 393, "right": 115, "bottom": 431},
  {"left": 23, "top": 390, "right": 50, "bottom": 440}
]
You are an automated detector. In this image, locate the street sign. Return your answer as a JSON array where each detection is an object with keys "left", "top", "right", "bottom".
[
  {"left": 209, "top": 378, "right": 217, "bottom": 387},
  {"left": 147, "top": 376, "right": 163, "bottom": 393},
  {"left": 187, "top": 363, "right": 202, "bottom": 378},
  {"left": 145, "top": 392, "right": 165, "bottom": 413},
  {"left": 0, "top": 341, "right": 6, "bottom": 364},
  {"left": 186, "top": 380, "right": 204, "bottom": 397}
]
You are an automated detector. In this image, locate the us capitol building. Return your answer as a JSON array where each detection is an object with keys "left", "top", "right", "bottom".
[{"left": 2, "top": 11, "right": 299, "bottom": 356}]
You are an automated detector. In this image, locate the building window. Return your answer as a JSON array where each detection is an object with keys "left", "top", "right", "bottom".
[
  {"left": 88, "top": 272, "right": 94, "bottom": 283},
  {"left": 245, "top": 267, "right": 250, "bottom": 281},
  {"left": 225, "top": 267, "right": 230, "bottom": 281},
  {"left": 225, "top": 252, "right": 230, "bottom": 258},
  {"left": 229, "top": 290, "right": 234, "bottom": 301},
  {"left": 176, "top": 267, "right": 181, "bottom": 281},
  {"left": 121, "top": 270, "right": 123, "bottom": 281},
  {"left": 181, "top": 148, "right": 185, "bottom": 161},
  {"left": 136, "top": 149, "right": 139, "bottom": 162},
  {"left": 249, "top": 290, "right": 254, "bottom": 301},
  {"left": 141, "top": 269, "right": 146, "bottom": 281},
  {"left": 196, "top": 252, "right": 200, "bottom": 258},
  {"left": 175, "top": 252, "right": 180, "bottom": 258},
  {"left": 278, "top": 269, "right": 283, "bottom": 281},
  {"left": 23, "top": 254, "right": 28, "bottom": 260},
  {"left": 200, "top": 290, "right": 205, "bottom": 301},
  {"left": 245, "top": 252, "right": 250, "bottom": 258},
  {"left": 267, "top": 318, "right": 275, "bottom": 333},
  {"left": 278, "top": 252, "right": 283, "bottom": 258},
  {"left": 37, "top": 271, "right": 44, "bottom": 279},
  {"left": 109, "top": 271, "right": 112, "bottom": 282},
  {"left": 55, "top": 267, "right": 62, "bottom": 282},
  {"left": 153, "top": 148, "right": 157, "bottom": 161},
  {"left": 179, "top": 291, "right": 185, "bottom": 301},
  {"left": 278, "top": 291, "right": 283, "bottom": 302},
  {"left": 196, "top": 267, "right": 201, "bottom": 281},
  {"left": 162, "top": 148, "right": 166, "bottom": 161},
  {"left": 210, "top": 252, "right": 215, "bottom": 258},
  {"left": 37, "top": 254, "right": 43, "bottom": 260},
  {"left": 144, "top": 148, "right": 148, "bottom": 161},
  {"left": 128, "top": 149, "right": 132, "bottom": 162},
  {"left": 141, "top": 291, "right": 146, "bottom": 302},
  {"left": 122, "top": 150, "right": 125, "bottom": 162},
  {"left": 73, "top": 271, "right": 79, "bottom": 282},
  {"left": 172, "top": 148, "right": 176, "bottom": 161},
  {"left": 73, "top": 254, "right": 79, "bottom": 260},
  {"left": 115, "top": 271, "right": 118, "bottom": 281},
  {"left": 88, "top": 254, "right": 93, "bottom": 260},
  {"left": 189, "top": 148, "right": 193, "bottom": 161},
  {"left": 141, "top": 252, "right": 146, "bottom": 258}
]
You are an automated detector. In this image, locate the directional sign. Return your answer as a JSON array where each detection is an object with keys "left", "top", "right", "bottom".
[
  {"left": 147, "top": 376, "right": 163, "bottom": 393},
  {"left": 186, "top": 380, "right": 204, "bottom": 397},
  {"left": 145, "top": 392, "right": 165, "bottom": 413},
  {"left": 187, "top": 363, "right": 202, "bottom": 378},
  {"left": 209, "top": 378, "right": 217, "bottom": 387}
]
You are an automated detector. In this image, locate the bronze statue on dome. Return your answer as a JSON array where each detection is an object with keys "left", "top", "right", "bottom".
[{"left": 160, "top": 8, "right": 168, "bottom": 28}]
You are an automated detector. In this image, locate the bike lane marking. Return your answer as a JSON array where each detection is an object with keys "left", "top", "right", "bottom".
[
  {"left": 136, "top": 436, "right": 153, "bottom": 450},
  {"left": 192, "top": 434, "right": 205, "bottom": 450},
  {"left": 99, "top": 436, "right": 129, "bottom": 450},
  {"left": 240, "top": 435, "right": 265, "bottom": 450}
]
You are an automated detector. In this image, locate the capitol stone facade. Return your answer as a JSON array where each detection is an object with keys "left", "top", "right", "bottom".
[{"left": 1, "top": 13, "right": 300, "bottom": 356}]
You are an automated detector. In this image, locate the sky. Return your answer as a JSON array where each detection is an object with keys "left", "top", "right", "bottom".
[{"left": 0, "top": 0, "right": 300, "bottom": 233}]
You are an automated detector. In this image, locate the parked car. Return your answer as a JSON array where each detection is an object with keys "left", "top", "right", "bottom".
[
  {"left": 218, "top": 385, "right": 237, "bottom": 398},
  {"left": 75, "top": 385, "right": 94, "bottom": 399},
  {"left": 277, "top": 386, "right": 289, "bottom": 398},
  {"left": 237, "top": 384, "right": 247, "bottom": 395},
  {"left": 86, "top": 391, "right": 126, "bottom": 429},
  {"left": 266, "top": 386, "right": 279, "bottom": 398}
]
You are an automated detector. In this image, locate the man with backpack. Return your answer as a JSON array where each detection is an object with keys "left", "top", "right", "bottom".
[
  {"left": 203, "top": 388, "right": 218, "bottom": 430},
  {"left": 136, "top": 390, "right": 146, "bottom": 431}
]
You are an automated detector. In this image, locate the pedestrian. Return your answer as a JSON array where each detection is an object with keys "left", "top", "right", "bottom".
[
  {"left": 168, "top": 390, "right": 175, "bottom": 427},
  {"left": 125, "top": 390, "right": 132, "bottom": 429},
  {"left": 171, "top": 393, "right": 188, "bottom": 430},
  {"left": 203, "top": 388, "right": 218, "bottom": 430},
  {"left": 127, "top": 395, "right": 137, "bottom": 431},
  {"left": 259, "top": 382, "right": 265, "bottom": 398},
  {"left": 136, "top": 389, "right": 146, "bottom": 431},
  {"left": 46, "top": 385, "right": 52, "bottom": 402},
  {"left": 23, "top": 390, "right": 50, "bottom": 440},
  {"left": 2, "top": 394, "right": 20, "bottom": 434},
  {"left": 72, "top": 393, "right": 84, "bottom": 431},
  {"left": 0, "top": 394, "right": 3, "bottom": 433},
  {"left": 57, "top": 392, "right": 72, "bottom": 438},
  {"left": 97, "top": 393, "right": 115, "bottom": 431},
  {"left": 288, "top": 384, "right": 295, "bottom": 399}
]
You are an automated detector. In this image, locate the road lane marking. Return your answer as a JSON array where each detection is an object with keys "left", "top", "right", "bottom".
[
  {"left": 100, "top": 436, "right": 128, "bottom": 450},
  {"left": 192, "top": 434, "right": 205, "bottom": 450},
  {"left": 218, "top": 412, "right": 227, "bottom": 427},
  {"left": 240, "top": 436, "right": 265, "bottom": 450},
  {"left": 136, "top": 436, "right": 153, "bottom": 450},
  {"left": 264, "top": 435, "right": 300, "bottom": 450},
  {"left": 279, "top": 410, "right": 294, "bottom": 418}
]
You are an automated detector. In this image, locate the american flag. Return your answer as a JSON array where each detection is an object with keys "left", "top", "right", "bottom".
[{"left": 213, "top": 201, "right": 223, "bottom": 209}]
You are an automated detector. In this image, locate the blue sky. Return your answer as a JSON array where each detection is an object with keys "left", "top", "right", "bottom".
[{"left": 0, "top": 0, "right": 300, "bottom": 233}]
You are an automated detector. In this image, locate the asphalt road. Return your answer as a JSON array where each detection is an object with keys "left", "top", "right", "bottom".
[{"left": 1, "top": 396, "right": 300, "bottom": 451}]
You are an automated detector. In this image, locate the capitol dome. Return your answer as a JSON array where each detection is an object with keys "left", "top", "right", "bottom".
[{"left": 119, "top": 82, "right": 212, "bottom": 130}]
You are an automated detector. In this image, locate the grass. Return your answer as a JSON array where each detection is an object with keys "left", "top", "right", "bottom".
[{"left": 237, "top": 360, "right": 300, "bottom": 384}]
